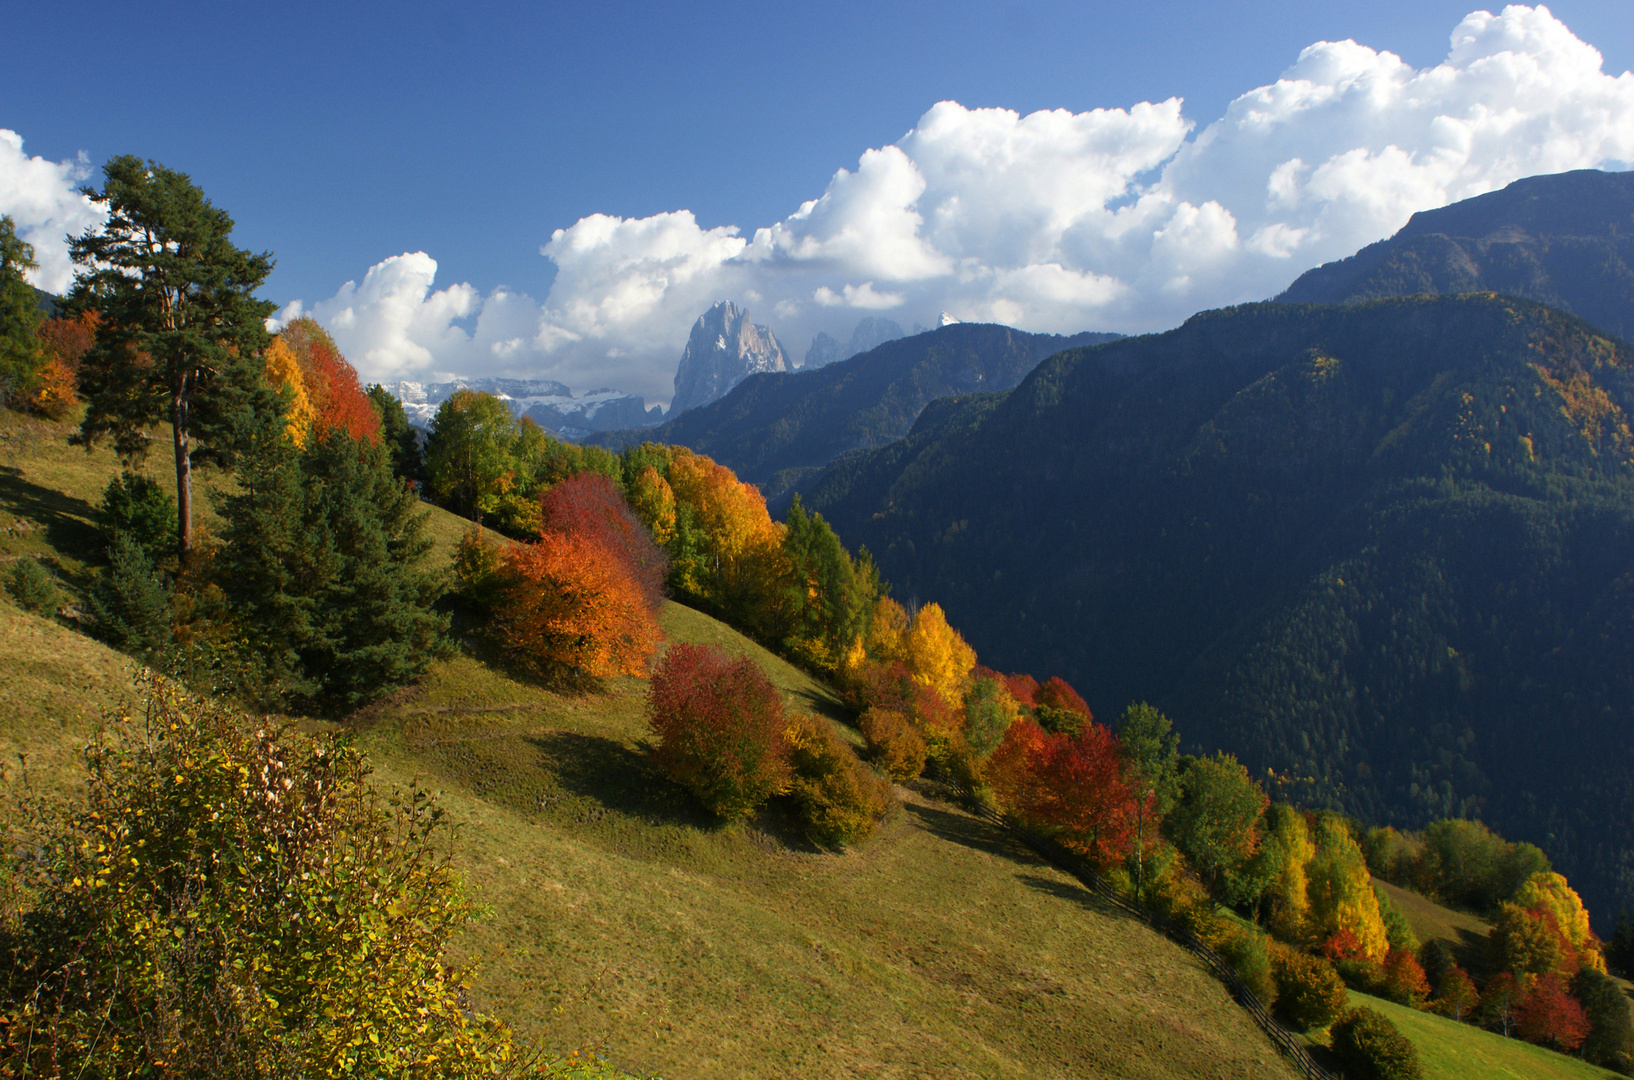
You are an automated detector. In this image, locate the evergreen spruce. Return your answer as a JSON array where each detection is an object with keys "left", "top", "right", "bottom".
[
  {"left": 367, "top": 382, "right": 425, "bottom": 484},
  {"left": 88, "top": 533, "right": 173, "bottom": 662},
  {"left": 5, "top": 557, "right": 59, "bottom": 615},
  {"left": 97, "top": 472, "right": 177, "bottom": 564},
  {"left": 219, "top": 423, "right": 447, "bottom": 711}
]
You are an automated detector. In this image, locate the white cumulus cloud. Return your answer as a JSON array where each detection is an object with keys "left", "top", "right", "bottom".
[
  {"left": 91, "top": 5, "right": 1634, "bottom": 406},
  {"left": 0, "top": 131, "right": 104, "bottom": 293}
]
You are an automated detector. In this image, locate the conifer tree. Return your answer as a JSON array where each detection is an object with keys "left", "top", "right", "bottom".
[
  {"left": 0, "top": 216, "right": 45, "bottom": 411},
  {"left": 367, "top": 382, "right": 424, "bottom": 483},
  {"left": 69, "top": 157, "right": 278, "bottom": 558},
  {"left": 218, "top": 422, "right": 446, "bottom": 710}
]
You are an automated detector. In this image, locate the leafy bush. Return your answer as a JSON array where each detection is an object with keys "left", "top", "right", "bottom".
[
  {"left": 1377, "top": 948, "right": 1430, "bottom": 1006},
  {"left": 0, "top": 676, "right": 547, "bottom": 1077},
  {"left": 5, "top": 556, "right": 58, "bottom": 615},
  {"left": 786, "top": 713, "right": 893, "bottom": 846},
  {"left": 1270, "top": 946, "right": 1348, "bottom": 1031},
  {"left": 87, "top": 533, "right": 172, "bottom": 661},
  {"left": 962, "top": 674, "right": 1020, "bottom": 759},
  {"left": 453, "top": 523, "right": 506, "bottom": 609},
  {"left": 1329, "top": 1007, "right": 1423, "bottom": 1080},
  {"left": 97, "top": 471, "right": 175, "bottom": 562},
  {"left": 648, "top": 643, "right": 790, "bottom": 819},
  {"left": 494, "top": 532, "right": 661, "bottom": 680},
  {"left": 539, "top": 472, "right": 668, "bottom": 614},
  {"left": 1220, "top": 926, "right": 1277, "bottom": 1007},
  {"left": 859, "top": 707, "right": 927, "bottom": 781}
]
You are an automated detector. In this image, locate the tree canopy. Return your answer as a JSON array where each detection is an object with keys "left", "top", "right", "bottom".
[{"left": 69, "top": 156, "right": 278, "bottom": 556}]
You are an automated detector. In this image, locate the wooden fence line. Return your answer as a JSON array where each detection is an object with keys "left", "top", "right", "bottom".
[{"left": 960, "top": 798, "right": 1340, "bottom": 1080}]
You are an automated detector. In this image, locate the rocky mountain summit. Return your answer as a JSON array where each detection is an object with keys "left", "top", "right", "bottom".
[
  {"left": 803, "top": 316, "right": 907, "bottom": 369},
  {"left": 388, "top": 377, "right": 662, "bottom": 439},
  {"left": 669, "top": 301, "right": 790, "bottom": 415}
]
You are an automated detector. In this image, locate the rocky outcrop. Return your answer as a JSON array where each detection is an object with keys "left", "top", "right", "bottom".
[
  {"left": 803, "top": 316, "right": 907, "bottom": 368},
  {"left": 670, "top": 301, "right": 789, "bottom": 414}
]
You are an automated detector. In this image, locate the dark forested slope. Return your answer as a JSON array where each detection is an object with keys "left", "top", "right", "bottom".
[
  {"left": 588, "top": 323, "right": 1119, "bottom": 502},
  {"left": 807, "top": 295, "right": 1634, "bottom": 929},
  {"left": 1279, "top": 168, "right": 1634, "bottom": 339}
]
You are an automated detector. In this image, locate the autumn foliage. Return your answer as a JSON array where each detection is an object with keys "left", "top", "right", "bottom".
[
  {"left": 539, "top": 472, "right": 668, "bottom": 613},
  {"left": 859, "top": 707, "right": 928, "bottom": 781},
  {"left": 492, "top": 532, "right": 660, "bottom": 679},
  {"left": 1515, "top": 973, "right": 1591, "bottom": 1052},
  {"left": 988, "top": 716, "right": 1145, "bottom": 868},
  {"left": 263, "top": 317, "right": 380, "bottom": 446},
  {"left": 647, "top": 644, "right": 790, "bottom": 819}
]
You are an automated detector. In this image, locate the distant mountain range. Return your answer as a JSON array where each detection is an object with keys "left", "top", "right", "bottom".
[
  {"left": 805, "top": 293, "right": 1634, "bottom": 931},
  {"left": 1279, "top": 168, "right": 1634, "bottom": 340},
  {"left": 388, "top": 378, "right": 662, "bottom": 440},
  {"left": 588, "top": 322, "right": 1122, "bottom": 503},
  {"left": 803, "top": 316, "right": 907, "bottom": 369}
]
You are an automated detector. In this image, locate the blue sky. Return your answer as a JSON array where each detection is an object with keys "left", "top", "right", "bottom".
[{"left": 4, "top": 2, "right": 1632, "bottom": 400}]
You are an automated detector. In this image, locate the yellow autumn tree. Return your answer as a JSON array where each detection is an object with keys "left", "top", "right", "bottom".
[
  {"left": 1261, "top": 804, "right": 1316, "bottom": 941},
  {"left": 865, "top": 596, "right": 910, "bottom": 663},
  {"left": 904, "top": 602, "right": 976, "bottom": 706},
  {"left": 1306, "top": 814, "right": 1389, "bottom": 962},
  {"left": 1513, "top": 871, "right": 1605, "bottom": 973},
  {"left": 263, "top": 335, "right": 315, "bottom": 445},
  {"left": 628, "top": 464, "right": 677, "bottom": 546},
  {"left": 665, "top": 448, "right": 789, "bottom": 631}
]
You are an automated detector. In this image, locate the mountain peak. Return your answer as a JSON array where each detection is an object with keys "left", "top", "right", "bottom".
[{"left": 671, "top": 301, "right": 790, "bottom": 414}]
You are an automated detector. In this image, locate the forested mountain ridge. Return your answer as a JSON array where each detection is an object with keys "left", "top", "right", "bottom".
[
  {"left": 806, "top": 294, "right": 1634, "bottom": 930},
  {"left": 1278, "top": 168, "right": 1634, "bottom": 340},
  {"left": 587, "top": 322, "right": 1120, "bottom": 503}
]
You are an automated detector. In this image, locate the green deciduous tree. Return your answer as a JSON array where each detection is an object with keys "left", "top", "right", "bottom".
[
  {"left": 69, "top": 157, "right": 279, "bottom": 558},
  {"left": 423, "top": 389, "right": 519, "bottom": 521},
  {"left": 780, "top": 495, "right": 878, "bottom": 671},
  {"left": 0, "top": 215, "right": 45, "bottom": 410},
  {"left": 1166, "top": 752, "right": 1267, "bottom": 893}
]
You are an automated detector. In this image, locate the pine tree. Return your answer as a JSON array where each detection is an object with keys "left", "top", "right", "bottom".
[
  {"left": 367, "top": 382, "right": 424, "bottom": 483},
  {"left": 69, "top": 158, "right": 279, "bottom": 557},
  {"left": 87, "top": 533, "right": 173, "bottom": 662}
]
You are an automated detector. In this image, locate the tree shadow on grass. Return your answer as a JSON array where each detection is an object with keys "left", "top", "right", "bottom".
[
  {"left": 1014, "top": 872, "right": 1123, "bottom": 919},
  {"left": 524, "top": 730, "right": 717, "bottom": 831},
  {"left": 902, "top": 800, "right": 1049, "bottom": 865},
  {"left": 0, "top": 467, "right": 103, "bottom": 575}
]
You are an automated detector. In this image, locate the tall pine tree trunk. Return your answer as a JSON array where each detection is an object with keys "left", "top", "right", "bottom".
[{"left": 173, "top": 389, "right": 192, "bottom": 558}]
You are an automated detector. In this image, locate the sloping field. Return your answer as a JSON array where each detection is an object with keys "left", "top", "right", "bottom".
[
  {"left": 0, "top": 411, "right": 1303, "bottom": 1078},
  {"left": 356, "top": 605, "right": 1300, "bottom": 1079},
  {"left": 1345, "top": 991, "right": 1619, "bottom": 1080}
]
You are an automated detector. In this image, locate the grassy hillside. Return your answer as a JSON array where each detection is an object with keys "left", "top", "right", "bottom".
[
  {"left": 0, "top": 412, "right": 1304, "bottom": 1079},
  {"left": 806, "top": 294, "right": 1634, "bottom": 932},
  {"left": 1342, "top": 991, "right": 1620, "bottom": 1080}
]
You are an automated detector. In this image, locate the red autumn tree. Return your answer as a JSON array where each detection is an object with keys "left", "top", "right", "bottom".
[
  {"left": 1033, "top": 675, "right": 1092, "bottom": 735},
  {"left": 1001, "top": 672, "right": 1040, "bottom": 710},
  {"left": 492, "top": 530, "right": 660, "bottom": 679},
  {"left": 306, "top": 338, "right": 380, "bottom": 445},
  {"left": 988, "top": 716, "right": 1145, "bottom": 868},
  {"left": 539, "top": 472, "right": 667, "bottom": 613},
  {"left": 1515, "top": 972, "right": 1591, "bottom": 1051},
  {"left": 648, "top": 643, "right": 790, "bottom": 819},
  {"left": 1379, "top": 948, "right": 1431, "bottom": 1006}
]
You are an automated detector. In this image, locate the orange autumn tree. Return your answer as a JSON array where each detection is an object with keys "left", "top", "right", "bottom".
[
  {"left": 492, "top": 532, "right": 660, "bottom": 679},
  {"left": 903, "top": 602, "right": 976, "bottom": 707},
  {"left": 28, "top": 311, "right": 96, "bottom": 419},
  {"left": 264, "top": 317, "right": 379, "bottom": 445},
  {"left": 664, "top": 447, "right": 788, "bottom": 631},
  {"left": 539, "top": 472, "right": 668, "bottom": 614}
]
